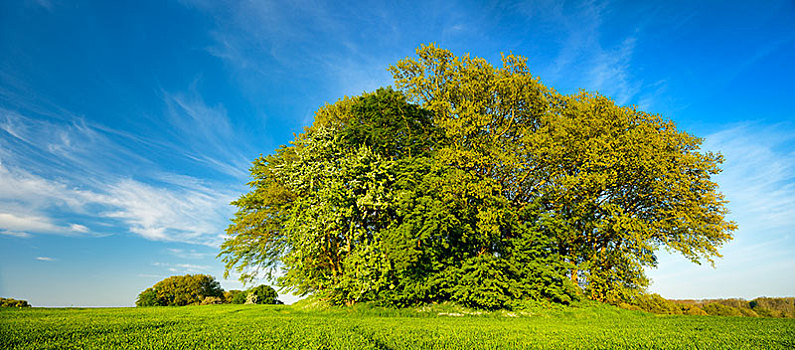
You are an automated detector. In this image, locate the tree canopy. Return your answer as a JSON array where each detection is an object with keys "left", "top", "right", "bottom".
[
  {"left": 1, "top": 297, "right": 30, "bottom": 308},
  {"left": 219, "top": 44, "right": 735, "bottom": 309},
  {"left": 136, "top": 274, "right": 224, "bottom": 307},
  {"left": 246, "top": 284, "right": 280, "bottom": 305}
]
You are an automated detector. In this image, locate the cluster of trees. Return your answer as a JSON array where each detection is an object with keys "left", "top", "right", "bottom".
[
  {"left": 223, "top": 284, "right": 282, "bottom": 305},
  {"left": 1, "top": 297, "right": 30, "bottom": 308},
  {"left": 219, "top": 44, "right": 735, "bottom": 309},
  {"left": 621, "top": 294, "right": 795, "bottom": 318},
  {"left": 135, "top": 274, "right": 279, "bottom": 306}
]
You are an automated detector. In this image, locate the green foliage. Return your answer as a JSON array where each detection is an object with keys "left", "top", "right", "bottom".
[
  {"left": 751, "top": 297, "right": 795, "bottom": 318},
  {"left": 135, "top": 274, "right": 223, "bottom": 307},
  {"left": 703, "top": 303, "right": 744, "bottom": 317},
  {"left": 680, "top": 304, "right": 709, "bottom": 316},
  {"left": 629, "top": 293, "right": 683, "bottom": 315},
  {"left": 2, "top": 305, "right": 795, "bottom": 349},
  {"left": 389, "top": 44, "right": 735, "bottom": 303},
  {"left": 0, "top": 297, "right": 30, "bottom": 308},
  {"left": 620, "top": 293, "right": 714, "bottom": 316},
  {"left": 220, "top": 45, "right": 736, "bottom": 309},
  {"left": 621, "top": 296, "right": 795, "bottom": 318},
  {"left": 247, "top": 285, "right": 279, "bottom": 305},
  {"left": 224, "top": 290, "right": 246, "bottom": 304},
  {"left": 135, "top": 288, "right": 163, "bottom": 307}
]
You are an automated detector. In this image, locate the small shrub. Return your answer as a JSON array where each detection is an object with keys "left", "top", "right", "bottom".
[
  {"left": 1, "top": 297, "right": 31, "bottom": 308},
  {"left": 224, "top": 290, "right": 246, "bottom": 304},
  {"left": 680, "top": 304, "right": 707, "bottom": 316},
  {"left": 200, "top": 296, "right": 224, "bottom": 305},
  {"left": 702, "top": 303, "right": 743, "bottom": 317},
  {"left": 232, "top": 291, "right": 247, "bottom": 304},
  {"left": 617, "top": 302, "right": 641, "bottom": 312},
  {"left": 135, "top": 288, "right": 162, "bottom": 307},
  {"left": 632, "top": 293, "right": 681, "bottom": 315},
  {"left": 247, "top": 285, "right": 279, "bottom": 304},
  {"left": 750, "top": 297, "right": 795, "bottom": 318}
]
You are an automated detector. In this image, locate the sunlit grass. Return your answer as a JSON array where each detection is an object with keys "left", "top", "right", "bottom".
[{"left": 2, "top": 303, "right": 794, "bottom": 349}]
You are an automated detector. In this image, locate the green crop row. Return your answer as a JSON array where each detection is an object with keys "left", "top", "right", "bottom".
[{"left": 2, "top": 304, "right": 794, "bottom": 349}]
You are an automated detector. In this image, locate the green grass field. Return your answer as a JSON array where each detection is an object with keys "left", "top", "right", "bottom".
[{"left": 2, "top": 303, "right": 794, "bottom": 349}]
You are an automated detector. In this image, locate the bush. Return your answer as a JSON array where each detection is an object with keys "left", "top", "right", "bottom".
[
  {"left": 1, "top": 297, "right": 31, "bottom": 308},
  {"left": 233, "top": 291, "right": 248, "bottom": 304},
  {"left": 246, "top": 285, "right": 279, "bottom": 305},
  {"left": 135, "top": 288, "right": 163, "bottom": 307},
  {"left": 632, "top": 293, "right": 681, "bottom": 315},
  {"left": 679, "top": 304, "right": 708, "bottom": 316},
  {"left": 135, "top": 274, "right": 224, "bottom": 306},
  {"left": 224, "top": 290, "right": 246, "bottom": 304},
  {"left": 702, "top": 303, "right": 743, "bottom": 317},
  {"left": 750, "top": 297, "right": 795, "bottom": 318},
  {"left": 200, "top": 296, "right": 224, "bottom": 305}
]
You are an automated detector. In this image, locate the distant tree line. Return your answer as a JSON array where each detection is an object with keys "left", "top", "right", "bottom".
[
  {"left": 621, "top": 294, "right": 795, "bottom": 318},
  {"left": 219, "top": 44, "right": 736, "bottom": 309},
  {"left": 1, "top": 297, "right": 30, "bottom": 308},
  {"left": 135, "top": 274, "right": 280, "bottom": 307}
]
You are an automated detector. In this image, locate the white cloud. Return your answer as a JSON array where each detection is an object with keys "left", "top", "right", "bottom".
[
  {"left": 69, "top": 224, "right": 89, "bottom": 233},
  {"left": 0, "top": 230, "right": 31, "bottom": 238},
  {"left": 98, "top": 179, "right": 235, "bottom": 245},
  {"left": 0, "top": 212, "right": 86, "bottom": 236},
  {"left": 0, "top": 160, "right": 86, "bottom": 211},
  {"left": 0, "top": 101, "right": 243, "bottom": 246},
  {"left": 0, "top": 212, "right": 61, "bottom": 233},
  {"left": 36, "top": 256, "right": 55, "bottom": 262}
]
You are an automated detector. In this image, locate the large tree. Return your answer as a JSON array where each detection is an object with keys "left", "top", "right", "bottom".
[{"left": 219, "top": 45, "right": 735, "bottom": 308}]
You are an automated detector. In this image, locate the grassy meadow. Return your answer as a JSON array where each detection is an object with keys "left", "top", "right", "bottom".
[{"left": 2, "top": 302, "right": 794, "bottom": 349}]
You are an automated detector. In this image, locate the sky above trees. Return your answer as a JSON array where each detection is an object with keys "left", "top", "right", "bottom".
[{"left": 1, "top": 0, "right": 793, "bottom": 306}]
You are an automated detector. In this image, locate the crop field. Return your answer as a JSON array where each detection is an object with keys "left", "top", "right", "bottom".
[{"left": 2, "top": 303, "right": 794, "bottom": 349}]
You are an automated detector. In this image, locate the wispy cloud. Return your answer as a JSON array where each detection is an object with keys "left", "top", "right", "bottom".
[
  {"left": 0, "top": 212, "right": 86, "bottom": 236},
  {"left": 161, "top": 90, "right": 250, "bottom": 179},
  {"left": 153, "top": 262, "right": 211, "bottom": 274},
  {"left": 1, "top": 109, "right": 154, "bottom": 182},
  {"left": 96, "top": 179, "right": 234, "bottom": 245},
  {"left": 0, "top": 230, "right": 31, "bottom": 238},
  {"left": 36, "top": 256, "right": 55, "bottom": 262},
  {"left": 703, "top": 123, "right": 795, "bottom": 236},
  {"left": 183, "top": 0, "right": 397, "bottom": 111},
  {"left": 648, "top": 123, "right": 795, "bottom": 298},
  {"left": 0, "top": 156, "right": 235, "bottom": 245},
  {"left": 167, "top": 248, "right": 212, "bottom": 260},
  {"left": 515, "top": 0, "right": 643, "bottom": 105},
  {"left": 0, "top": 101, "right": 240, "bottom": 246}
]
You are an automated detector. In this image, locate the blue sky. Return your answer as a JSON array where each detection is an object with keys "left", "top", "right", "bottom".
[{"left": 0, "top": 0, "right": 793, "bottom": 307}]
